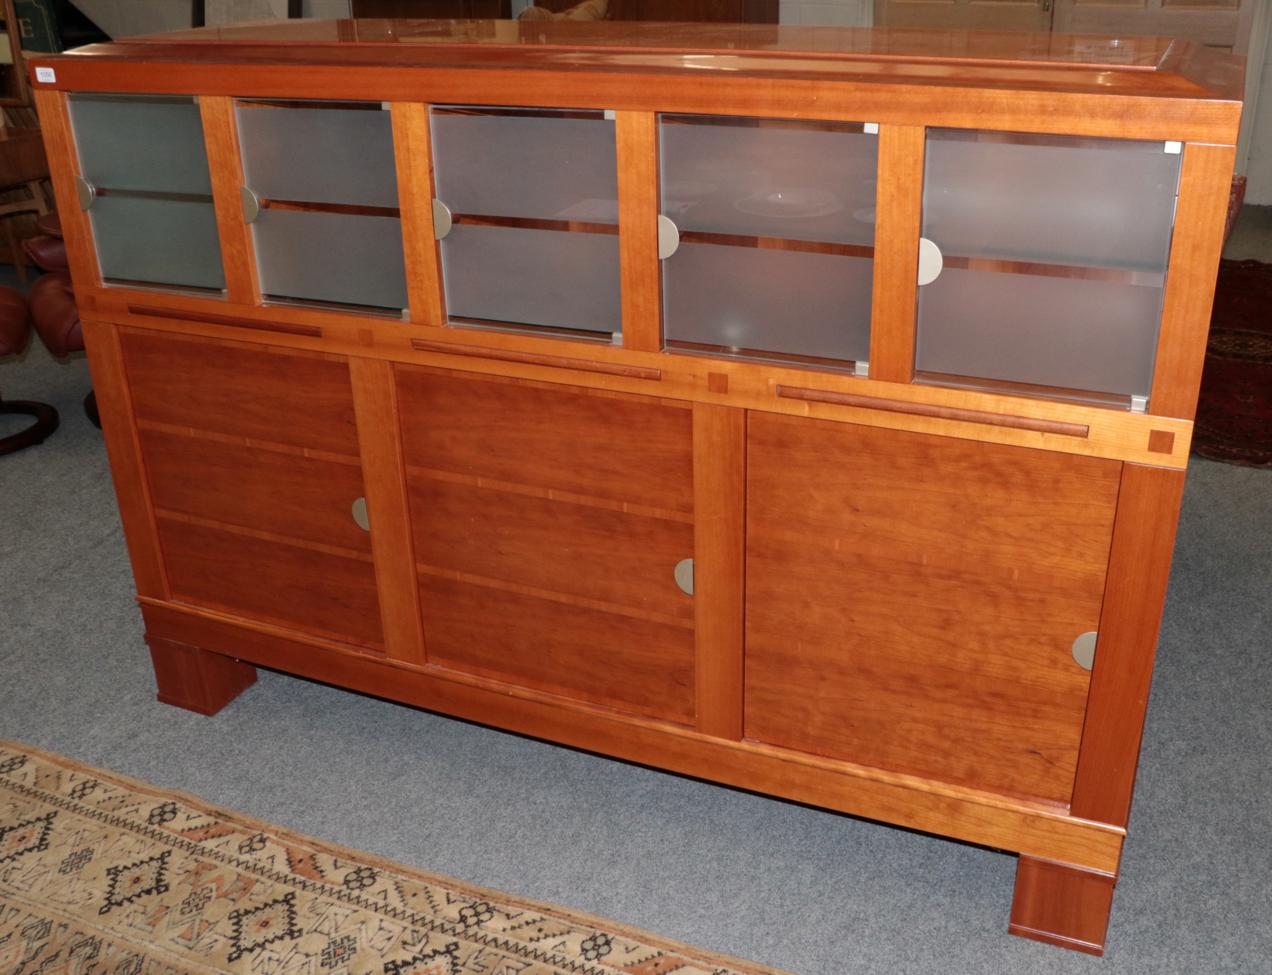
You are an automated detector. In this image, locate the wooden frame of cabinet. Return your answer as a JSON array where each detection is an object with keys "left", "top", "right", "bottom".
[{"left": 30, "top": 19, "right": 1241, "bottom": 957}]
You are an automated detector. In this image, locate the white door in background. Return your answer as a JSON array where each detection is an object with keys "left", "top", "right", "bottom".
[
  {"left": 873, "top": 0, "right": 1053, "bottom": 31},
  {"left": 1053, "top": 0, "right": 1255, "bottom": 52}
]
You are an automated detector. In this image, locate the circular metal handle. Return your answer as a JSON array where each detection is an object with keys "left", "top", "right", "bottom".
[
  {"left": 1072, "top": 631, "right": 1098, "bottom": 671},
  {"left": 674, "top": 557, "right": 694, "bottom": 596},
  {"left": 351, "top": 497, "right": 370, "bottom": 532}
]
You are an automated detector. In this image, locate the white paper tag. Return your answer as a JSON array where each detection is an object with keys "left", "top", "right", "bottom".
[{"left": 35, "top": 66, "right": 56, "bottom": 83}]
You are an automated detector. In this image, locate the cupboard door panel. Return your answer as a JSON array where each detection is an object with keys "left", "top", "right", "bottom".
[
  {"left": 420, "top": 575, "right": 694, "bottom": 724},
  {"left": 121, "top": 329, "right": 361, "bottom": 456},
  {"left": 410, "top": 477, "right": 693, "bottom": 622},
  {"left": 398, "top": 368, "right": 696, "bottom": 723},
  {"left": 159, "top": 519, "right": 384, "bottom": 650},
  {"left": 396, "top": 366, "right": 694, "bottom": 512},
  {"left": 121, "top": 329, "right": 383, "bottom": 650},
  {"left": 745, "top": 413, "right": 1120, "bottom": 804},
  {"left": 140, "top": 429, "right": 370, "bottom": 554}
]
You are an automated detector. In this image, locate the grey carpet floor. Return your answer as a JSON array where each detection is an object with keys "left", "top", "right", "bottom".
[{"left": 1, "top": 288, "right": 1269, "bottom": 975}]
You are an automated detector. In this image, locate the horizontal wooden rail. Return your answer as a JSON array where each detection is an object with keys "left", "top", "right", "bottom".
[
  {"left": 776, "top": 384, "right": 1091, "bottom": 438},
  {"left": 411, "top": 337, "right": 662, "bottom": 380},
  {"left": 127, "top": 303, "right": 323, "bottom": 337}
]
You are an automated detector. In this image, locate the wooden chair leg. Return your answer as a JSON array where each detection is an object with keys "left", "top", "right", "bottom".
[
  {"left": 148, "top": 636, "right": 257, "bottom": 716},
  {"left": 1009, "top": 855, "right": 1117, "bottom": 955}
]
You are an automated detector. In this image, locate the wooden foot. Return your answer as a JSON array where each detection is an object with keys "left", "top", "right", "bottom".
[
  {"left": 1009, "top": 856, "right": 1117, "bottom": 955},
  {"left": 148, "top": 636, "right": 257, "bottom": 716}
]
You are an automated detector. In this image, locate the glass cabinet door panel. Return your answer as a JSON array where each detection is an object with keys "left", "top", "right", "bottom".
[
  {"left": 917, "top": 129, "right": 1180, "bottom": 401},
  {"left": 252, "top": 210, "right": 408, "bottom": 311},
  {"left": 661, "top": 116, "right": 878, "bottom": 245},
  {"left": 235, "top": 99, "right": 407, "bottom": 310},
  {"left": 236, "top": 101, "right": 398, "bottom": 208},
  {"left": 923, "top": 130, "right": 1180, "bottom": 270},
  {"left": 71, "top": 94, "right": 212, "bottom": 195},
  {"left": 665, "top": 243, "right": 872, "bottom": 363},
  {"left": 660, "top": 114, "right": 877, "bottom": 367},
  {"left": 91, "top": 197, "right": 225, "bottom": 290},
  {"left": 69, "top": 93, "right": 224, "bottom": 291},
  {"left": 441, "top": 225, "right": 620, "bottom": 335},
  {"left": 431, "top": 108, "right": 618, "bottom": 221},
  {"left": 430, "top": 106, "right": 620, "bottom": 336},
  {"left": 918, "top": 269, "right": 1163, "bottom": 399}
]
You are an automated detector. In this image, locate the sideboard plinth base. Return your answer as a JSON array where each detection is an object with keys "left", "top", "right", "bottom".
[
  {"left": 148, "top": 636, "right": 257, "bottom": 716},
  {"left": 1009, "top": 855, "right": 1117, "bottom": 956}
]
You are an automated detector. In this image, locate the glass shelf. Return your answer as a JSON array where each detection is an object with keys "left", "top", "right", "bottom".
[{"left": 659, "top": 114, "right": 878, "bottom": 369}]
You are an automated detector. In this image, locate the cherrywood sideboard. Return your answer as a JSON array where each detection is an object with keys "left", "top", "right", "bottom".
[{"left": 29, "top": 20, "right": 1242, "bottom": 956}]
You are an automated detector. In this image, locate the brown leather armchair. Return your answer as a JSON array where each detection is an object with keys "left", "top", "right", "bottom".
[
  {"left": 22, "top": 212, "right": 98, "bottom": 427},
  {"left": 0, "top": 285, "right": 59, "bottom": 454}
]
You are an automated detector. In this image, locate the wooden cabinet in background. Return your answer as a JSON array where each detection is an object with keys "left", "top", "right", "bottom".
[{"left": 31, "top": 17, "right": 1241, "bottom": 957}]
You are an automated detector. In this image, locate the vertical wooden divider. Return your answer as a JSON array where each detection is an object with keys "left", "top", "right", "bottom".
[
  {"left": 32, "top": 89, "right": 100, "bottom": 294},
  {"left": 1070, "top": 463, "right": 1186, "bottom": 826},
  {"left": 1148, "top": 142, "right": 1237, "bottom": 419},
  {"left": 81, "top": 320, "right": 170, "bottom": 601},
  {"left": 869, "top": 124, "right": 926, "bottom": 384},
  {"left": 615, "top": 111, "right": 662, "bottom": 353},
  {"left": 692, "top": 403, "right": 746, "bottom": 740},
  {"left": 349, "top": 357, "right": 428, "bottom": 667},
  {"left": 199, "top": 95, "right": 260, "bottom": 305},
  {"left": 391, "top": 102, "right": 447, "bottom": 326}
]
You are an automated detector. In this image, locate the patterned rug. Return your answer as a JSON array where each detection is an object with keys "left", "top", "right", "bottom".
[
  {"left": 0, "top": 741, "right": 784, "bottom": 975},
  {"left": 1193, "top": 259, "right": 1272, "bottom": 468}
]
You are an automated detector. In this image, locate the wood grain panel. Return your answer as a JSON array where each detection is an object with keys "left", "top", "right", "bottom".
[
  {"left": 1149, "top": 142, "right": 1237, "bottom": 419},
  {"left": 1009, "top": 856, "right": 1116, "bottom": 956},
  {"left": 147, "top": 636, "right": 257, "bottom": 716},
  {"left": 869, "top": 123, "right": 924, "bottom": 383},
  {"left": 199, "top": 94, "right": 261, "bottom": 304},
  {"left": 158, "top": 517, "right": 384, "bottom": 650},
  {"left": 420, "top": 575, "right": 695, "bottom": 724},
  {"left": 615, "top": 110, "right": 661, "bottom": 353},
  {"left": 80, "top": 320, "right": 169, "bottom": 599},
  {"left": 390, "top": 102, "right": 446, "bottom": 326},
  {"left": 140, "top": 598, "right": 1125, "bottom": 874},
  {"left": 409, "top": 476, "right": 694, "bottom": 622},
  {"left": 395, "top": 365, "right": 694, "bottom": 511},
  {"left": 119, "top": 328, "right": 360, "bottom": 456},
  {"left": 692, "top": 403, "right": 745, "bottom": 740},
  {"left": 745, "top": 412, "right": 1121, "bottom": 804},
  {"left": 138, "top": 427, "right": 369, "bottom": 553},
  {"left": 1070, "top": 464, "right": 1186, "bottom": 826},
  {"left": 349, "top": 356, "right": 428, "bottom": 666}
]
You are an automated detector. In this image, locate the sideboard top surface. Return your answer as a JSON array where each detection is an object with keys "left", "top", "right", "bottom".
[{"left": 31, "top": 19, "right": 1243, "bottom": 108}]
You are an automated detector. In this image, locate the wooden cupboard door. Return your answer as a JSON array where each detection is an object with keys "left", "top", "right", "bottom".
[
  {"left": 396, "top": 366, "right": 696, "bottom": 724},
  {"left": 745, "top": 413, "right": 1120, "bottom": 805},
  {"left": 121, "top": 329, "right": 384, "bottom": 650}
]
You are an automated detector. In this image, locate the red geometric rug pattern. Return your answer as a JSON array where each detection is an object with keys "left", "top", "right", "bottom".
[{"left": 1192, "top": 259, "right": 1272, "bottom": 468}]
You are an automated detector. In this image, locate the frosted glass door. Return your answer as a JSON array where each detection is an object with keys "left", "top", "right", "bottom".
[
  {"left": 660, "top": 115, "right": 878, "bottom": 367},
  {"left": 237, "top": 100, "right": 407, "bottom": 311},
  {"left": 70, "top": 94, "right": 224, "bottom": 291},
  {"left": 430, "top": 107, "right": 620, "bottom": 337},
  {"left": 917, "top": 130, "right": 1181, "bottom": 402}
]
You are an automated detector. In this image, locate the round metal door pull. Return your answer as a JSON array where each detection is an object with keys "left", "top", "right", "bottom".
[
  {"left": 674, "top": 558, "right": 694, "bottom": 596},
  {"left": 351, "top": 497, "right": 370, "bottom": 532},
  {"left": 1072, "top": 631, "right": 1098, "bottom": 671}
]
